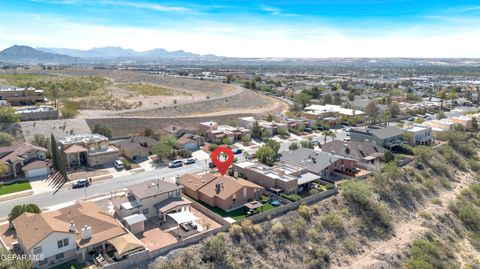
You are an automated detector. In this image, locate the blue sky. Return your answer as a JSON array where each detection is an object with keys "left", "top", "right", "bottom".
[{"left": 1, "top": 0, "right": 480, "bottom": 57}]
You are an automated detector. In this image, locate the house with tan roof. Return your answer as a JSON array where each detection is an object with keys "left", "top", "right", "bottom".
[
  {"left": 12, "top": 201, "right": 144, "bottom": 268},
  {"left": 180, "top": 173, "right": 263, "bottom": 212},
  {"left": 58, "top": 134, "right": 119, "bottom": 169},
  {"left": 0, "top": 142, "right": 49, "bottom": 178}
]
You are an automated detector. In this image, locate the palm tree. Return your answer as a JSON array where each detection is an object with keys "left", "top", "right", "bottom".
[{"left": 329, "top": 131, "right": 336, "bottom": 142}]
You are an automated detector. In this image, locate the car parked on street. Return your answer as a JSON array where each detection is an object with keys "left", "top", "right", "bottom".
[
  {"left": 72, "top": 178, "right": 90, "bottom": 189},
  {"left": 183, "top": 158, "right": 196, "bottom": 165},
  {"left": 232, "top": 148, "right": 243, "bottom": 155},
  {"left": 168, "top": 160, "right": 183, "bottom": 168}
]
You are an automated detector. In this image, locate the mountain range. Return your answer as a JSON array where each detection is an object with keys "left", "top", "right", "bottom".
[{"left": 0, "top": 45, "right": 204, "bottom": 64}]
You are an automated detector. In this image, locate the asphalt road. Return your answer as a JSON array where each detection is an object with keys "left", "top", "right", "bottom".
[{"left": 0, "top": 163, "right": 205, "bottom": 219}]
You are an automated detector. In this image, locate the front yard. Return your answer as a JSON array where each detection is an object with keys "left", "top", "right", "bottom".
[{"left": 0, "top": 181, "right": 32, "bottom": 196}]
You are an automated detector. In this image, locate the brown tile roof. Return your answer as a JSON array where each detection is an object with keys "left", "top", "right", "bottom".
[
  {"left": 63, "top": 144, "right": 87, "bottom": 154},
  {"left": 12, "top": 201, "right": 127, "bottom": 251},
  {"left": 117, "top": 140, "right": 146, "bottom": 153},
  {"left": 179, "top": 173, "right": 216, "bottom": 192},
  {"left": 322, "top": 140, "right": 384, "bottom": 162},
  {"left": 0, "top": 143, "right": 47, "bottom": 163},
  {"left": 128, "top": 179, "right": 182, "bottom": 200},
  {"left": 180, "top": 173, "right": 263, "bottom": 201},
  {"left": 22, "top": 159, "right": 49, "bottom": 171}
]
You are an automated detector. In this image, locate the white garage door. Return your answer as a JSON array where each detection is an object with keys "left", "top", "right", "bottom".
[{"left": 27, "top": 167, "right": 49, "bottom": 178}]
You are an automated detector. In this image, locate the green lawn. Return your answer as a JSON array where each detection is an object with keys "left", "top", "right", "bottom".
[
  {"left": 50, "top": 261, "right": 87, "bottom": 269},
  {"left": 0, "top": 181, "right": 32, "bottom": 196}
]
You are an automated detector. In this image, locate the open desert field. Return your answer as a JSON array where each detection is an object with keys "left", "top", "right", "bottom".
[{"left": 0, "top": 69, "right": 286, "bottom": 119}]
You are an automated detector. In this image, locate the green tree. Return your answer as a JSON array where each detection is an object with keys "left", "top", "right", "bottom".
[
  {"left": 9, "top": 203, "right": 41, "bottom": 222},
  {"left": 388, "top": 101, "right": 400, "bottom": 118},
  {"left": 0, "top": 248, "right": 33, "bottom": 268},
  {"left": 60, "top": 100, "right": 79, "bottom": 118},
  {"left": 252, "top": 121, "right": 261, "bottom": 139},
  {"left": 437, "top": 111, "right": 446, "bottom": 120},
  {"left": 322, "top": 94, "right": 333, "bottom": 105},
  {"left": 266, "top": 114, "right": 274, "bottom": 122},
  {"left": 265, "top": 139, "right": 281, "bottom": 154},
  {"left": 0, "top": 107, "right": 20, "bottom": 123},
  {"left": 152, "top": 143, "right": 173, "bottom": 162},
  {"left": 0, "top": 162, "right": 9, "bottom": 176},
  {"left": 0, "top": 132, "right": 14, "bottom": 146},
  {"left": 323, "top": 130, "right": 336, "bottom": 143},
  {"left": 30, "top": 134, "right": 50, "bottom": 155},
  {"left": 333, "top": 92, "right": 342, "bottom": 105},
  {"left": 222, "top": 137, "right": 233, "bottom": 145},
  {"left": 295, "top": 92, "right": 312, "bottom": 108},
  {"left": 256, "top": 146, "right": 277, "bottom": 166},
  {"left": 289, "top": 142, "right": 299, "bottom": 150},
  {"left": 437, "top": 89, "right": 448, "bottom": 110},
  {"left": 144, "top": 128, "right": 154, "bottom": 138},
  {"left": 92, "top": 123, "right": 112, "bottom": 139},
  {"left": 241, "top": 134, "right": 250, "bottom": 143},
  {"left": 472, "top": 117, "right": 478, "bottom": 131},
  {"left": 365, "top": 101, "right": 380, "bottom": 124},
  {"left": 300, "top": 139, "right": 314, "bottom": 149},
  {"left": 276, "top": 127, "right": 288, "bottom": 136}
]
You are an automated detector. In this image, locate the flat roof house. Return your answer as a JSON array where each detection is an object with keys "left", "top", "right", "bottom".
[
  {"left": 280, "top": 148, "right": 357, "bottom": 179},
  {"left": 233, "top": 161, "right": 320, "bottom": 195},
  {"left": 58, "top": 134, "right": 119, "bottom": 169},
  {"left": 0, "top": 87, "right": 44, "bottom": 106},
  {"left": 12, "top": 202, "right": 144, "bottom": 268},
  {"left": 0, "top": 142, "right": 49, "bottom": 178},
  {"left": 112, "top": 179, "right": 190, "bottom": 227},
  {"left": 180, "top": 173, "right": 263, "bottom": 212},
  {"left": 402, "top": 125, "right": 433, "bottom": 146},
  {"left": 450, "top": 116, "right": 473, "bottom": 130},
  {"left": 304, "top": 104, "right": 364, "bottom": 117},
  {"left": 350, "top": 126, "right": 405, "bottom": 150}
]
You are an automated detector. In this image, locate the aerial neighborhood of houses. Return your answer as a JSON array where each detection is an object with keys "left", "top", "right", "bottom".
[{"left": 0, "top": 68, "right": 480, "bottom": 269}]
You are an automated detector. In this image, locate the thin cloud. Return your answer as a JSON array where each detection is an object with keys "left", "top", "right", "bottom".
[{"left": 100, "top": 1, "right": 193, "bottom": 13}]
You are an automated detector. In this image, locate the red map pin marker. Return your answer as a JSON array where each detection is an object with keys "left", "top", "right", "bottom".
[{"left": 211, "top": 146, "right": 234, "bottom": 176}]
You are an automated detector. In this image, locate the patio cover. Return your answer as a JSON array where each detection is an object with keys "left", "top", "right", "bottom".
[
  {"left": 167, "top": 211, "right": 199, "bottom": 225},
  {"left": 245, "top": 201, "right": 263, "bottom": 210},
  {"left": 123, "top": 214, "right": 147, "bottom": 226},
  {"left": 107, "top": 233, "right": 144, "bottom": 256}
]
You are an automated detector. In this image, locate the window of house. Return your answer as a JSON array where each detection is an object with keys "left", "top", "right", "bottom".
[
  {"left": 57, "top": 240, "right": 63, "bottom": 248},
  {"left": 168, "top": 191, "right": 173, "bottom": 198},
  {"left": 33, "top": 246, "right": 42, "bottom": 255},
  {"left": 55, "top": 252, "right": 64, "bottom": 260},
  {"left": 143, "top": 208, "right": 149, "bottom": 215},
  {"left": 232, "top": 193, "right": 236, "bottom": 205},
  {"left": 63, "top": 238, "right": 69, "bottom": 247}
]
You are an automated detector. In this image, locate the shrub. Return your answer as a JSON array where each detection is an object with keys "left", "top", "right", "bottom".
[
  {"left": 307, "top": 244, "right": 331, "bottom": 268},
  {"left": 60, "top": 100, "right": 79, "bottom": 118},
  {"left": 289, "top": 142, "right": 299, "bottom": 150},
  {"left": 469, "top": 159, "right": 480, "bottom": 173},
  {"left": 321, "top": 213, "right": 344, "bottom": 232},
  {"left": 201, "top": 234, "right": 239, "bottom": 268},
  {"left": 92, "top": 123, "right": 112, "bottom": 139},
  {"left": 208, "top": 144, "right": 218, "bottom": 152},
  {"left": 177, "top": 149, "right": 192, "bottom": 158},
  {"left": 298, "top": 205, "right": 313, "bottom": 220},
  {"left": 404, "top": 237, "right": 458, "bottom": 269},
  {"left": 229, "top": 224, "right": 242, "bottom": 241},
  {"left": 0, "top": 132, "right": 14, "bottom": 147},
  {"left": 122, "top": 159, "right": 131, "bottom": 170}
]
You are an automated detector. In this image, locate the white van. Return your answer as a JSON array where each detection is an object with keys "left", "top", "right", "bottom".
[{"left": 113, "top": 160, "right": 124, "bottom": 170}]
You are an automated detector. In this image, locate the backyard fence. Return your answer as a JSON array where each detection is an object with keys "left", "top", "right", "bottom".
[{"left": 103, "top": 187, "right": 338, "bottom": 269}]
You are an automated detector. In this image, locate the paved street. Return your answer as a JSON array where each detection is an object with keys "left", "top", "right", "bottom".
[{"left": 0, "top": 163, "right": 205, "bottom": 219}]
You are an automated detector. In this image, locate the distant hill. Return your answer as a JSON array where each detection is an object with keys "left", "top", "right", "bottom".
[
  {"left": 37, "top": 46, "right": 202, "bottom": 59},
  {"left": 0, "top": 45, "right": 77, "bottom": 64}
]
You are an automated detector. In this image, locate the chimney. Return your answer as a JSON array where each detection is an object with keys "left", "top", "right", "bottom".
[
  {"left": 233, "top": 169, "right": 238, "bottom": 179},
  {"left": 175, "top": 174, "right": 180, "bottom": 185},
  {"left": 81, "top": 225, "right": 92, "bottom": 240},
  {"left": 69, "top": 221, "right": 76, "bottom": 232}
]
